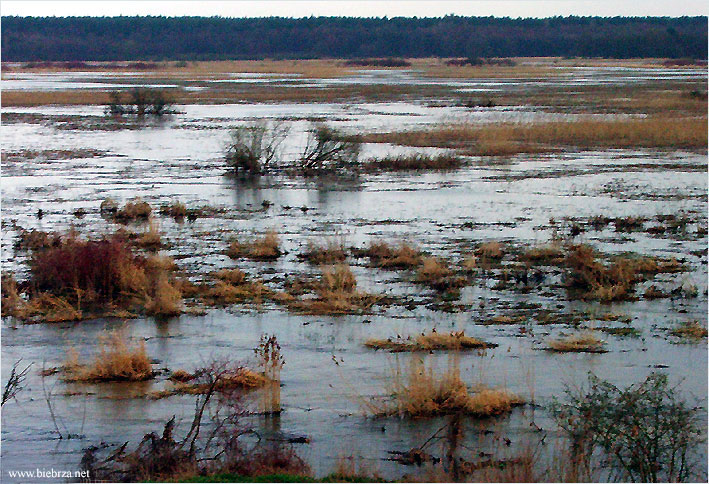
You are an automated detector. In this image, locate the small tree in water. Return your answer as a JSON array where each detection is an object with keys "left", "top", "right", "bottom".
[
  {"left": 106, "top": 89, "right": 176, "bottom": 117},
  {"left": 225, "top": 122, "right": 290, "bottom": 175},
  {"left": 299, "top": 126, "right": 360, "bottom": 176},
  {"left": 549, "top": 372, "right": 703, "bottom": 482}
]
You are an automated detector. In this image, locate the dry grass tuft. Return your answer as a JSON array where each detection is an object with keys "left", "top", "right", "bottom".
[
  {"left": 228, "top": 230, "right": 281, "bottom": 261},
  {"left": 670, "top": 321, "right": 708, "bottom": 340},
  {"left": 376, "top": 356, "right": 522, "bottom": 418},
  {"left": 114, "top": 198, "right": 152, "bottom": 222},
  {"left": 520, "top": 244, "right": 565, "bottom": 264},
  {"left": 286, "top": 265, "right": 380, "bottom": 315},
  {"left": 63, "top": 329, "right": 153, "bottom": 382},
  {"left": 416, "top": 257, "right": 465, "bottom": 291},
  {"left": 159, "top": 200, "right": 188, "bottom": 220},
  {"left": 300, "top": 239, "right": 347, "bottom": 265},
  {"left": 135, "top": 218, "right": 162, "bottom": 250},
  {"left": 546, "top": 331, "right": 607, "bottom": 353},
  {"left": 215, "top": 268, "right": 248, "bottom": 285},
  {"left": 476, "top": 241, "right": 505, "bottom": 260},
  {"left": 358, "top": 240, "right": 422, "bottom": 269},
  {"left": 365, "top": 330, "right": 496, "bottom": 352},
  {"left": 145, "top": 274, "right": 183, "bottom": 316}
]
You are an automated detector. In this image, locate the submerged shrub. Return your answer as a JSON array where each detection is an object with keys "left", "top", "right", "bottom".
[
  {"left": 106, "top": 89, "right": 176, "bottom": 117},
  {"left": 299, "top": 126, "right": 361, "bottom": 176},
  {"left": 549, "top": 373, "right": 704, "bottom": 482},
  {"left": 225, "top": 122, "right": 290, "bottom": 175}
]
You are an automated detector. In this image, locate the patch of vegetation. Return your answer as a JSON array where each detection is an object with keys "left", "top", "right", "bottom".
[
  {"left": 228, "top": 231, "right": 282, "bottom": 261},
  {"left": 597, "top": 326, "right": 640, "bottom": 337},
  {"left": 363, "top": 153, "right": 462, "bottom": 172},
  {"left": 299, "top": 239, "right": 347, "bottom": 265},
  {"left": 225, "top": 122, "right": 290, "bottom": 175},
  {"left": 365, "top": 330, "right": 496, "bottom": 352},
  {"left": 416, "top": 257, "right": 465, "bottom": 292},
  {"left": 299, "top": 126, "right": 361, "bottom": 176},
  {"left": 114, "top": 198, "right": 153, "bottom": 222},
  {"left": 545, "top": 331, "right": 607, "bottom": 353},
  {"left": 343, "top": 58, "right": 410, "bottom": 67},
  {"left": 106, "top": 88, "right": 176, "bottom": 116},
  {"left": 549, "top": 373, "right": 704, "bottom": 482},
  {"left": 63, "top": 329, "right": 154, "bottom": 382},
  {"left": 475, "top": 241, "right": 505, "bottom": 260},
  {"left": 354, "top": 240, "right": 422, "bottom": 269},
  {"left": 374, "top": 355, "right": 522, "bottom": 419},
  {"left": 669, "top": 321, "right": 708, "bottom": 340}
]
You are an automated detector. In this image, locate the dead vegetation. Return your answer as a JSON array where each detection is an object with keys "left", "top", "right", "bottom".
[
  {"left": 545, "top": 331, "right": 607, "bottom": 353},
  {"left": 416, "top": 257, "right": 465, "bottom": 292},
  {"left": 63, "top": 329, "right": 154, "bottom": 382},
  {"left": 669, "top": 321, "right": 708, "bottom": 340},
  {"left": 374, "top": 355, "right": 522, "bottom": 418},
  {"left": 363, "top": 153, "right": 463, "bottom": 172},
  {"left": 365, "top": 330, "right": 496, "bottom": 352},
  {"left": 360, "top": 117, "right": 708, "bottom": 155},
  {"left": 299, "top": 239, "right": 347, "bottom": 265},
  {"left": 564, "top": 244, "right": 685, "bottom": 302},
  {"left": 228, "top": 230, "right": 282, "bottom": 261},
  {"left": 355, "top": 240, "right": 422, "bottom": 269},
  {"left": 519, "top": 244, "right": 565, "bottom": 264},
  {"left": 475, "top": 241, "right": 506, "bottom": 260},
  {"left": 286, "top": 265, "right": 381, "bottom": 315},
  {"left": 113, "top": 198, "right": 153, "bottom": 222},
  {"left": 5, "top": 232, "right": 184, "bottom": 322}
]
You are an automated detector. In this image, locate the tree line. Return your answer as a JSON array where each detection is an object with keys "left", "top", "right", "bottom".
[{"left": 2, "top": 15, "right": 706, "bottom": 61}]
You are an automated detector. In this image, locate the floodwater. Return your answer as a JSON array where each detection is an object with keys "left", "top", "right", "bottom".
[{"left": 1, "top": 67, "right": 707, "bottom": 482}]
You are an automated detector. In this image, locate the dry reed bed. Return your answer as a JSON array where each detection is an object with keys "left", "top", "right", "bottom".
[
  {"left": 360, "top": 117, "right": 708, "bottom": 155},
  {"left": 365, "top": 330, "right": 496, "bottom": 352},
  {"left": 670, "top": 321, "right": 708, "bottom": 340},
  {"left": 354, "top": 241, "right": 422, "bottom": 269}
]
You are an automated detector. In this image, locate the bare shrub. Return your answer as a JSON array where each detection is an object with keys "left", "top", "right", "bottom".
[
  {"left": 225, "top": 122, "right": 290, "bottom": 175},
  {"left": 299, "top": 125, "right": 360, "bottom": 176}
]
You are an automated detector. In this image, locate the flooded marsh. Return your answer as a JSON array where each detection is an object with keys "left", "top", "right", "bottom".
[{"left": 1, "top": 59, "right": 707, "bottom": 482}]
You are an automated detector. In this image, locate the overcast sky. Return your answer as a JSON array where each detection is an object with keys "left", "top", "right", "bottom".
[{"left": 2, "top": 1, "right": 707, "bottom": 18}]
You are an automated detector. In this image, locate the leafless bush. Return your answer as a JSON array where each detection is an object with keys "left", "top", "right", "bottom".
[
  {"left": 2, "top": 359, "right": 32, "bottom": 406},
  {"left": 225, "top": 122, "right": 290, "bottom": 175},
  {"left": 299, "top": 126, "right": 360, "bottom": 176}
]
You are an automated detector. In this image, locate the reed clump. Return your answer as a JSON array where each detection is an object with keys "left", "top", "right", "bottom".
[
  {"left": 365, "top": 330, "right": 496, "bottom": 352},
  {"left": 357, "top": 240, "right": 422, "bottom": 269},
  {"left": 475, "top": 241, "right": 505, "bottom": 260},
  {"left": 228, "top": 230, "right": 282, "bottom": 261},
  {"left": 299, "top": 239, "right": 347, "bottom": 265},
  {"left": 114, "top": 198, "right": 152, "bottom": 222},
  {"left": 364, "top": 153, "right": 463, "bottom": 172},
  {"left": 159, "top": 200, "right": 188, "bottom": 220},
  {"left": 546, "top": 331, "right": 607, "bottom": 353},
  {"left": 63, "top": 329, "right": 153, "bottom": 382},
  {"left": 519, "top": 244, "right": 565, "bottom": 264},
  {"left": 416, "top": 257, "right": 466, "bottom": 291},
  {"left": 376, "top": 355, "right": 522, "bottom": 418},
  {"left": 287, "top": 265, "right": 380, "bottom": 315}
]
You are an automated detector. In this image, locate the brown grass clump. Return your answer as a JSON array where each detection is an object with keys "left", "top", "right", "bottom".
[
  {"left": 670, "top": 321, "right": 708, "bottom": 340},
  {"left": 415, "top": 257, "right": 465, "bottom": 292},
  {"left": 145, "top": 274, "right": 183, "bottom": 316},
  {"left": 565, "top": 245, "right": 634, "bottom": 302},
  {"left": 135, "top": 218, "right": 162, "bottom": 250},
  {"left": 365, "top": 330, "right": 496, "bottom": 352},
  {"left": 215, "top": 268, "right": 248, "bottom": 285},
  {"left": 363, "top": 153, "right": 463, "bottom": 172},
  {"left": 114, "top": 198, "right": 152, "bottom": 222},
  {"left": 376, "top": 356, "right": 522, "bottom": 418},
  {"left": 300, "top": 239, "right": 347, "bottom": 265},
  {"left": 475, "top": 241, "right": 505, "bottom": 260},
  {"left": 546, "top": 331, "right": 607, "bottom": 353},
  {"left": 228, "top": 230, "right": 281, "bottom": 261},
  {"left": 286, "top": 265, "right": 380, "bottom": 315},
  {"left": 15, "top": 229, "right": 62, "bottom": 251},
  {"left": 159, "top": 201, "right": 188, "bottom": 220},
  {"left": 520, "top": 244, "right": 565, "bottom": 264},
  {"left": 63, "top": 329, "right": 153, "bottom": 382},
  {"left": 1, "top": 274, "right": 23, "bottom": 317},
  {"left": 359, "top": 240, "right": 422, "bottom": 269}
]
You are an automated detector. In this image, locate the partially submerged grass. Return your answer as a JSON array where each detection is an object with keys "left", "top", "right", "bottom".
[
  {"left": 475, "top": 241, "right": 506, "bottom": 260},
  {"left": 363, "top": 153, "right": 463, "bottom": 172},
  {"left": 365, "top": 330, "right": 496, "bottom": 352},
  {"left": 286, "top": 265, "right": 380, "bottom": 315},
  {"left": 669, "top": 321, "right": 708, "bottom": 340},
  {"left": 228, "top": 230, "right": 282, "bottom": 261},
  {"left": 63, "top": 329, "right": 153, "bottom": 382},
  {"left": 114, "top": 198, "right": 152, "bottom": 222},
  {"left": 416, "top": 257, "right": 465, "bottom": 292},
  {"left": 356, "top": 241, "right": 422, "bottom": 269},
  {"left": 299, "top": 239, "right": 347, "bottom": 265},
  {"left": 545, "top": 331, "right": 607, "bottom": 353},
  {"left": 154, "top": 367, "right": 266, "bottom": 399},
  {"left": 360, "top": 117, "right": 708, "bottom": 155},
  {"left": 374, "top": 355, "right": 522, "bottom": 418},
  {"left": 135, "top": 218, "right": 163, "bottom": 250},
  {"left": 519, "top": 244, "right": 565, "bottom": 264},
  {"left": 160, "top": 200, "right": 188, "bottom": 220}
]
